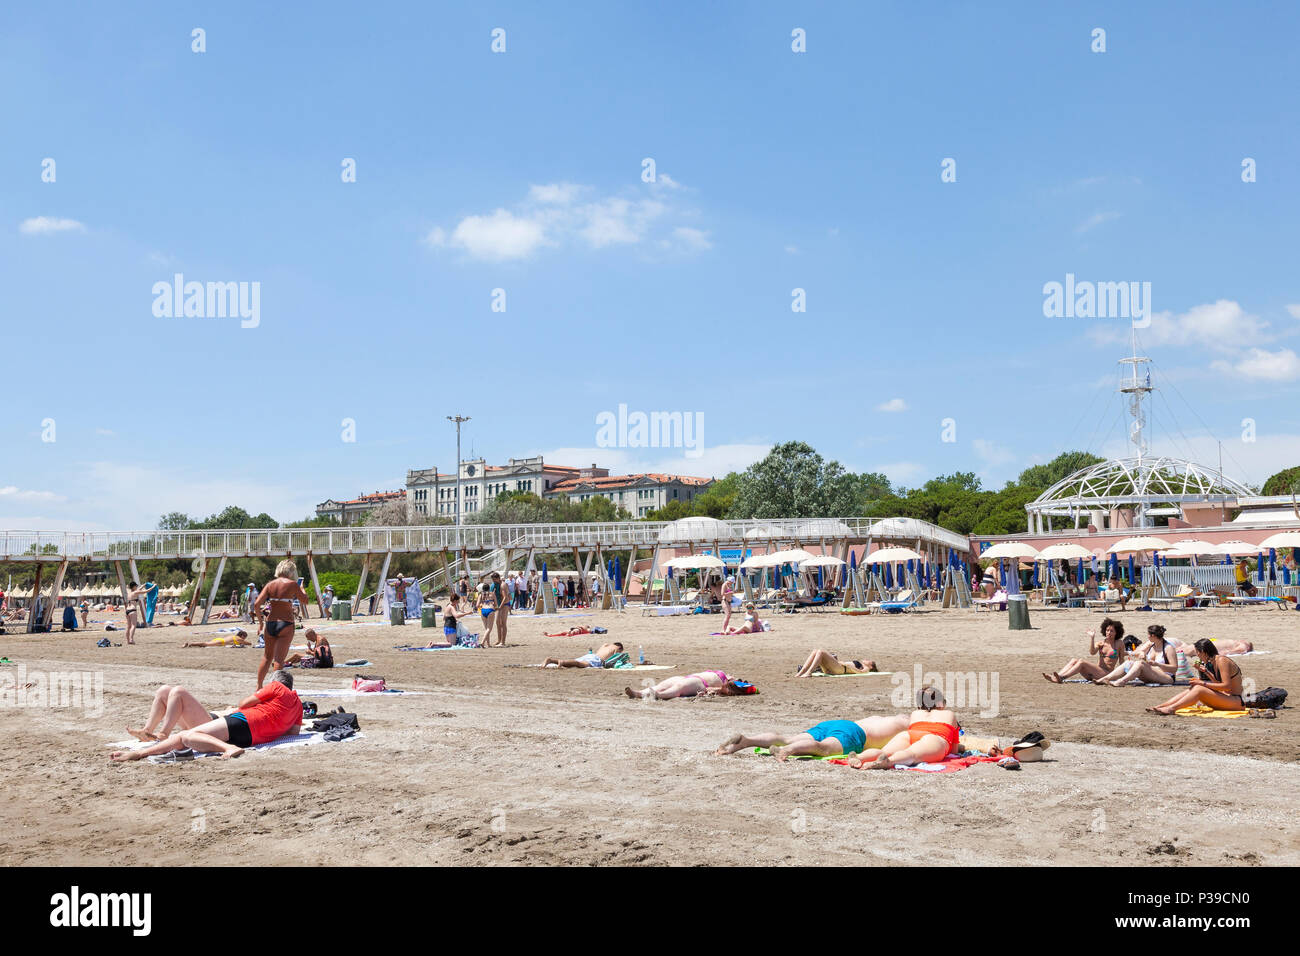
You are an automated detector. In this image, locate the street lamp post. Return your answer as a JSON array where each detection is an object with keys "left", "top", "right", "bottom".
[{"left": 446, "top": 414, "right": 470, "bottom": 537}]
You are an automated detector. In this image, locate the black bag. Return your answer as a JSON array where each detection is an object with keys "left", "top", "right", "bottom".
[
  {"left": 1246, "top": 686, "right": 1287, "bottom": 709},
  {"left": 311, "top": 712, "right": 360, "bottom": 733}
]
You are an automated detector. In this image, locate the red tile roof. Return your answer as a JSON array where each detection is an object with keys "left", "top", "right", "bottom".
[{"left": 550, "top": 473, "right": 713, "bottom": 491}]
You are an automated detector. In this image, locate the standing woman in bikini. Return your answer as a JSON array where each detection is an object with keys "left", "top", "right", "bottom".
[
  {"left": 489, "top": 571, "right": 509, "bottom": 647},
  {"left": 255, "top": 560, "right": 310, "bottom": 688},
  {"left": 1147, "top": 639, "right": 1245, "bottom": 715},
  {"left": 475, "top": 582, "right": 497, "bottom": 649}
]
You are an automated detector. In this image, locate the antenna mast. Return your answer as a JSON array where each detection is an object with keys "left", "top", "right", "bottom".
[{"left": 1118, "top": 326, "right": 1153, "bottom": 464}]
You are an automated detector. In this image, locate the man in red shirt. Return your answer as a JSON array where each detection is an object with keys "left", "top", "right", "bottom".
[{"left": 111, "top": 671, "right": 302, "bottom": 762}]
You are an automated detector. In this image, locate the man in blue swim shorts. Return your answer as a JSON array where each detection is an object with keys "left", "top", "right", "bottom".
[{"left": 714, "top": 714, "right": 909, "bottom": 760}]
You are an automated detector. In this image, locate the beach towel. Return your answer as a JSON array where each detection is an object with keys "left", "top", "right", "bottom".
[
  {"left": 828, "top": 753, "right": 1003, "bottom": 773},
  {"left": 107, "top": 731, "right": 364, "bottom": 762},
  {"left": 611, "top": 663, "right": 674, "bottom": 671},
  {"left": 395, "top": 644, "right": 462, "bottom": 651},
  {"left": 644, "top": 606, "right": 693, "bottom": 616},
  {"left": 299, "top": 688, "right": 430, "bottom": 698},
  {"left": 1174, "top": 704, "right": 1251, "bottom": 718},
  {"left": 752, "top": 747, "right": 841, "bottom": 760},
  {"left": 810, "top": 670, "right": 894, "bottom": 677}
]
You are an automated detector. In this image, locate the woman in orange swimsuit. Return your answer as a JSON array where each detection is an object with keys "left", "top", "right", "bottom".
[{"left": 846, "top": 686, "right": 963, "bottom": 769}]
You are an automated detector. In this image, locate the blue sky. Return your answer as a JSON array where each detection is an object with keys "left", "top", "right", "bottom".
[{"left": 3, "top": 1, "right": 1298, "bottom": 530}]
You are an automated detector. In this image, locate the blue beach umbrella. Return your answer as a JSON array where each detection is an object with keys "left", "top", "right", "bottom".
[
  {"left": 1268, "top": 548, "right": 1277, "bottom": 582},
  {"left": 542, "top": 561, "right": 548, "bottom": 582},
  {"left": 1078, "top": 557, "right": 1085, "bottom": 584},
  {"left": 1032, "top": 560, "right": 1040, "bottom": 589},
  {"left": 613, "top": 556, "right": 622, "bottom": 591},
  {"left": 1127, "top": 554, "right": 1136, "bottom": 587},
  {"left": 1256, "top": 552, "right": 1265, "bottom": 583},
  {"left": 884, "top": 564, "right": 894, "bottom": 589}
]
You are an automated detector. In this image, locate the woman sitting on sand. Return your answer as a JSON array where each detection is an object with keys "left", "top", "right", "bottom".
[
  {"left": 715, "top": 714, "right": 909, "bottom": 761},
  {"left": 182, "top": 630, "right": 250, "bottom": 648},
  {"left": 1094, "top": 624, "right": 1179, "bottom": 686},
  {"left": 624, "top": 670, "right": 753, "bottom": 700},
  {"left": 1147, "top": 639, "right": 1245, "bottom": 715},
  {"left": 719, "top": 603, "right": 766, "bottom": 635},
  {"left": 1043, "top": 618, "right": 1124, "bottom": 684},
  {"left": 844, "top": 687, "right": 961, "bottom": 770},
  {"left": 283, "top": 629, "right": 333, "bottom": 668},
  {"left": 795, "top": 649, "right": 878, "bottom": 677}
]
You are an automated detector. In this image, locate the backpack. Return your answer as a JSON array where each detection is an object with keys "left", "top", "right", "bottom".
[{"left": 1246, "top": 687, "right": 1287, "bottom": 709}]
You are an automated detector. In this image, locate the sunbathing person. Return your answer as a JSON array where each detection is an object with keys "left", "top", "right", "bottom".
[
  {"left": 714, "top": 714, "right": 909, "bottom": 760},
  {"left": 545, "top": 626, "right": 596, "bottom": 637},
  {"left": 181, "top": 629, "right": 250, "bottom": 648},
  {"left": 1173, "top": 637, "right": 1253, "bottom": 656},
  {"left": 114, "top": 671, "right": 301, "bottom": 760},
  {"left": 844, "top": 687, "right": 960, "bottom": 769},
  {"left": 542, "top": 642, "right": 623, "bottom": 668},
  {"left": 282, "top": 629, "right": 333, "bottom": 668},
  {"left": 1147, "top": 639, "right": 1245, "bottom": 715},
  {"left": 1094, "top": 624, "right": 1179, "bottom": 686},
  {"left": 795, "top": 649, "right": 878, "bottom": 677},
  {"left": 1043, "top": 619, "right": 1124, "bottom": 683},
  {"left": 719, "top": 603, "right": 766, "bottom": 634},
  {"left": 624, "top": 670, "right": 748, "bottom": 700}
]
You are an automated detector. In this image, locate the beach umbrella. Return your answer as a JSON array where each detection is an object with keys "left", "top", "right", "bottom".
[
  {"left": 1107, "top": 536, "right": 1173, "bottom": 554},
  {"left": 664, "top": 554, "right": 725, "bottom": 570},
  {"left": 817, "top": 566, "right": 824, "bottom": 589},
  {"left": 541, "top": 562, "right": 548, "bottom": 582},
  {"left": 798, "top": 555, "right": 845, "bottom": 568},
  {"left": 1127, "top": 554, "right": 1136, "bottom": 587},
  {"left": 1108, "top": 552, "right": 1119, "bottom": 580},
  {"left": 849, "top": 550, "right": 858, "bottom": 571},
  {"left": 1258, "top": 531, "right": 1300, "bottom": 550},
  {"left": 1268, "top": 548, "right": 1277, "bottom": 583},
  {"left": 884, "top": 563, "right": 894, "bottom": 589},
  {"left": 613, "top": 556, "right": 621, "bottom": 591},
  {"left": 1257, "top": 551, "right": 1265, "bottom": 583},
  {"left": 1032, "top": 561, "right": 1040, "bottom": 588},
  {"left": 867, "top": 546, "right": 922, "bottom": 564},
  {"left": 980, "top": 542, "right": 1041, "bottom": 560},
  {"left": 1036, "top": 543, "right": 1093, "bottom": 561}
]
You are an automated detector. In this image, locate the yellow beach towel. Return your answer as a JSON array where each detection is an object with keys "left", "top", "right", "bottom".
[{"left": 1174, "top": 704, "right": 1251, "bottom": 718}]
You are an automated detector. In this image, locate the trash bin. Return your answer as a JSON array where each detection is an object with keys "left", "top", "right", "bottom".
[
  {"left": 1007, "top": 594, "right": 1031, "bottom": 630},
  {"left": 336, "top": 603, "right": 351, "bottom": 620},
  {"left": 390, "top": 605, "right": 405, "bottom": 626},
  {"left": 421, "top": 605, "right": 437, "bottom": 628}
]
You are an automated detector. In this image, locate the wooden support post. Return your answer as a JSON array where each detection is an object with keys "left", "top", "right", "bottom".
[
  {"left": 114, "top": 561, "right": 130, "bottom": 605},
  {"left": 201, "top": 555, "right": 227, "bottom": 625},
  {"left": 352, "top": 554, "right": 371, "bottom": 614},
  {"left": 645, "top": 545, "right": 661, "bottom": 604},
  {"left": 186, "top": 558, "right": 208, "bottom": 624},
  {"left": 27, "top": 564, "right": 43, "bottom": 633},
  {"left": 375, "top": 551, "right": 394, "bottom": 616},
  {"left": 306, "top": 553, "right": 325, "bottom": 618},
  {"left": 439, "top": 550, "right": 453, "bottom": 597},
  {"left": 41, "top": 558, "right": 69, "bottom": 629}
]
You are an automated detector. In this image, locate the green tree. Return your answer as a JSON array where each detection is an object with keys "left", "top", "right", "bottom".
[
  {"left": 728, "top": 441, "right": 861, "bottom": 518},
  {"left": 1017, "top": 451, "right": 1105, "bottom": 492},
  {"left": 1262, "top": 466, "right": 1300, "bottom": 497}
]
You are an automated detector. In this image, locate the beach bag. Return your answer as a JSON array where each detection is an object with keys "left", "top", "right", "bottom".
[
  {"left": 1246, "top": 686, "right": 1287, "bottom": 709},
  {"left": 603, "top": 652, "right": 631, "bottom": 669},
  {"left": 351, "top": 676, "right": 387, "bottom": 693},
  {"left": 1173, "top": 648, "right": 1195, "bottom": 683},
  {"left": 730, "top": 680, "right": 759, "bottom": 695}
]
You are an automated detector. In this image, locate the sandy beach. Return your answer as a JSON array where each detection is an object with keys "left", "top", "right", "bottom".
[{"left": 2, "top": 603, "right": 1296, "bottom": 866}]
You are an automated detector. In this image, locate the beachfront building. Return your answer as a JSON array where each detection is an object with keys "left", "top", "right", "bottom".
[
  {"left": 545, "top": 472, "right": 714, "bottom": 517},
  {"left": 405, "top": 457, "right": 608, "bottom": 520},
  {"left": 315, "top": 490, "right": 407, "bottom": 526}
]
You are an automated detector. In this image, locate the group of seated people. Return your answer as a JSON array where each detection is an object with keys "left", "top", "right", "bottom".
[{"left": 1042, "top": 618, "right": 1252, "bottom": 713}]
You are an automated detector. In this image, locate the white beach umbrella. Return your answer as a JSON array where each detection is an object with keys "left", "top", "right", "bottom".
[
  {"left": 771, "top": 548, "right": 816, "bottom": 565},
  {"left": 799, "top": 555, "right": 845, "bottom": 568},
  {"left": 1157, "top": 539, "right": 1220, "bottom": 556},
  {"left": 740, "top": 553, "right": 775, "bottom": 569},
  {"left": 980, "top": 542, "right": 1041, "bottom": 560},
  {"left": 1214, "top": 539, "right": 1263, "bottom": 556},
  {"left": 1258, "top": 531, "right": 1300, "bottom": 550},
  {"left": 1107, "top": 536, "right": 1174, "bottom": 554},
  {"left": 664, "top": 554, "right": 725, "bottom": 570},
  {"left": 1035, "top": 543, "right": 1094, "bottom": 561},
  {"left": 864, "top": 546, "right": 922, "bottom": 564}
]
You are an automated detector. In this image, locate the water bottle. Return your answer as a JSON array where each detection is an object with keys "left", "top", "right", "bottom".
[{"left": 638, "top": 645, "right": 645, "bottom": 664}]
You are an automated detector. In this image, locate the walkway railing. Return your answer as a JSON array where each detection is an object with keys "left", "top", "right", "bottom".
[{"left": 1, "top": 516, "right": 969, "bottom": 563}]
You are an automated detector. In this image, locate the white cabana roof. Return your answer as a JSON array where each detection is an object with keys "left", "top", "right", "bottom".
[{"left": 656, "top": 516, "right": 733, "bottom": 543}]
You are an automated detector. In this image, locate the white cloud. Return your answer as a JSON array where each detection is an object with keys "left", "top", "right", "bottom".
[
  {"left": 20, "top": 216, "right": 86, "bottom": 235},
  {"left": 425, "top": 208, "right": 548, "bottom": 261},
  {"left": 528, "top": 183, "right": 582, "bottom": 204},
  {"left": 426, "top": 183, "right": 702, "bottom": 262},
  {"left": 0, "top": 486, "right": 62, "bottom": 502},
  {"left": 1212, "top": 347, "right": 1300, "bottom": 382},
  {"left": 95, "top": 428, "right": 116, "bottom": 436},
  {"left": 670, "top": 226, "right": 712, "bottom": 252},
  {"left": 876, "top": 398, "right": 907, "bottom": 413},
  {"left": 1089, "top": 300, "right": 1270, "bottom": 353},
  {"left": 784, "top": 245, "right": 800, "bottom": 255},
  {"left": 1286, "top": 304, "right": 1300, "bottom": 320},
  {"left": 655, "top": 173, "right": 682, "bottom": 190},
  {"left": 1076, "top": 211, "right": 1121, "bottom": 234}
]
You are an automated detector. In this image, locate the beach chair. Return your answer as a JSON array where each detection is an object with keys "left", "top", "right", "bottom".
[
  {"left": 875, "top": 588, "right": 921, "bottom": 614},
  {"left": 971, "top": 591, "right": 1007, "bottom": 612}
]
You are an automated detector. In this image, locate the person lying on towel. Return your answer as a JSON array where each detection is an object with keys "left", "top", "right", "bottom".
[
  {"left": 542, "top": 642, "right": 622, "bottom": 668},
  {"left": 283, "top": 629, "right": 333, "bottom": 668},
  {"left": 714, "top": 714, "right": 910, "bottom": 761},
  {"left": 545, "top": 626, "right": 594, "bottom": 637},
  {"left": 111, "top": 670, "right": 302, "bottom": 762},
  {"left": 1147, "top": 639, "right": 1245, "bottom": 715},
  {"left": 794, "top": 648, "right": 878, "bottom": 677},
  {"left": 1173, "top": 637, "right": 1253, "bottom": 656},
  {"left": 843, "top": 686, "right": 963, "bottom": 769},
  {"left": 624, "top": 670, "right": 754, "bottom": 700},
  {"left": 182, "top": 629, "right": 250, "bottom": 648}
]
